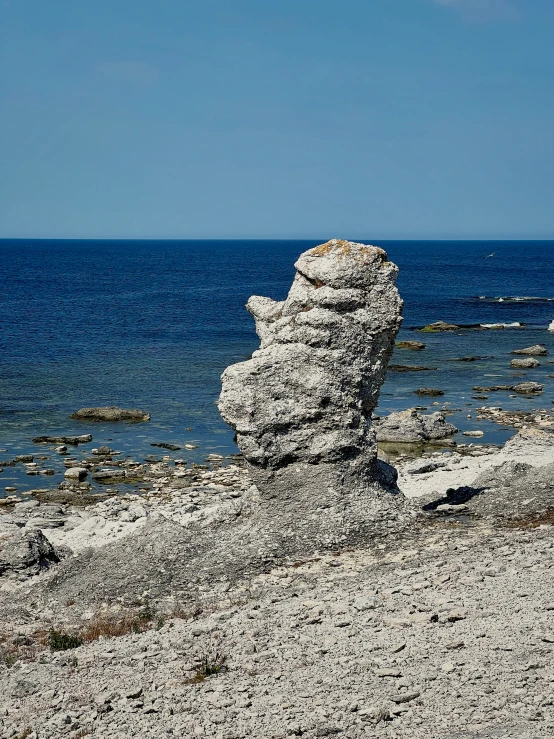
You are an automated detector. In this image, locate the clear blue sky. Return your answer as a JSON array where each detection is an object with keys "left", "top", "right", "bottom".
[{"left": 1, "top": 0, "right": 553, "bottom": 239}]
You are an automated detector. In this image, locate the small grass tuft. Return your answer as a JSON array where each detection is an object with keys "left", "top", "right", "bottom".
[{"left": 186, "top": 652, "right": 228, "bottom": 683}]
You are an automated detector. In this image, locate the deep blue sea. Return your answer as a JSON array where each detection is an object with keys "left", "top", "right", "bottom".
[{"left": 1, "top": 239, "right": 553, "bottom": 496}]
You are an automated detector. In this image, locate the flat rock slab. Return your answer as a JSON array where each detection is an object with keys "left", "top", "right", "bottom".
[
  {"left": 32, "top": 435, "right": 92, "bottom": 445},
  {"left": 71, "top": 406, "right": 151, "bottom": 422},
  {"left": 511, "top": 344, "right": 549, "bottom": 356},
  {"left": 513, "top": 382, "right": 544, "bottom": 394}
]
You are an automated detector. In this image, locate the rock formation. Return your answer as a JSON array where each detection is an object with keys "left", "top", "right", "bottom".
[
  {"left": 373, "top": 408, "right": 458, "bottom": 444},
  {"left": 218, "top": 239, "right": 410, "bottom": 548},
  {"left": 510, "top": 357, "right": 540, "bottom": 369},
  {"left": 0, "top": 522, "right": 60, "bottom": 578}
]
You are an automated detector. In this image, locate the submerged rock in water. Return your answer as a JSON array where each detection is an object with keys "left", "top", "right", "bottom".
[
  {"left": 396, "top": 340, "right": 426, "bottom": 350},
  {"left": 419, "top": 321, "right": 460, "bottom": 332},
  {"left": 388, "top": 365, "right": 437, "bottom": 372},
  {"left": 374, "top": 408, "right": 458, "bottom": 444},
  {"left": 32, "top": 435, "right": 92, "bottom": 445},
  {"left": 219, "top": 239, "right": 410, "bottom": 547},
  {"left": 414, "top": 388, "right": 444, "bottom": 396},
  {"left": 511, "top": 344, "right": 549, "bottom": 356},
  {"left": 92, "top": 469, "right": 127, "bottom": 482},
  {"left": 449, "top": 356, "right": 492, "bottom": 362},
  {"left": 71, "top": 406, "right": 151, "bottom": 422}
]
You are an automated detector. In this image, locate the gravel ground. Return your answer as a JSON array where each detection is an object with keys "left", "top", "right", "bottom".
[
  {"left": 2, "top": 430, "right": 554, "bottom": 739},
  {"left": 2, "top": 517, "right": 554, "bottom": 738}
]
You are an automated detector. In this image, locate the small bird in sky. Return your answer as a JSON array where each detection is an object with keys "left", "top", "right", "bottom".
[{"left": 485, "top": 252, "right": 495, "bottom": 258}]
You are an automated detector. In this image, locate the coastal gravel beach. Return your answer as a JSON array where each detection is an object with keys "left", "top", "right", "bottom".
[
  {"left": 2, "top": 505, "right": 554, "bottom": 738},
  {"left": 2, "top": 429, "right": 554, "bottom": 738}
]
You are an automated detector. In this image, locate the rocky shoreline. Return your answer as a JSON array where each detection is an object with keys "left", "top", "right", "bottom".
[{"left": 2, "top": 426, "right": 554, "bottom": 738}]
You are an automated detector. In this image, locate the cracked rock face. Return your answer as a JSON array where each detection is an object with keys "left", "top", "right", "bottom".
[{"left": 218, "top": 239, "right": 404, "bottom": 514}]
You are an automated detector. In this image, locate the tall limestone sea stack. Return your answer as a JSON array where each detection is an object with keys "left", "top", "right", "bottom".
[{"left": 219, "top": 238, "right": 409, "bottom": 547}]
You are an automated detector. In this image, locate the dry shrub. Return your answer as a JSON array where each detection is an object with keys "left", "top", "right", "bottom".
[
  {"left": 1, "top": 629, "right": 48, "bottom": 667},
  {"left": 80, "top": 612, "right": 151, "bottom": 642},
  {"left": 505, "top": 508, "right": 554, "bottom": 530}
]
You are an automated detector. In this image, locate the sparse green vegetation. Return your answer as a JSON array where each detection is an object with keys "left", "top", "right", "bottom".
[{"left": 48, "top": 629, "right": 83, "bottom": 651}]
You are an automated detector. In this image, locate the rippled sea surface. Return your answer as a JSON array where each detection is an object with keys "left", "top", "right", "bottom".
[{"left": 1, "top": 239, "right": 553, "bottom": 495}]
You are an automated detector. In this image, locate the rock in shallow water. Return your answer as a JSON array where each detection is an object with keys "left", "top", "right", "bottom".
[
  {"left": 374, "top": 408, "right": 458, "bottom": 444},
  {"left": 513, "top": 382, "right": 544, "bottom": 394},
  {"left": 32, "top": 435, "right": 92, "bottom": 445},
  {"left": 511, "top": 357, "right": 540, "bottom": 368},
  {"left": 396, "top": 340, "right": 426, "bottom": 350},
  {"left": 70, "top": 406, "right": 151, "bottom": 422},
  {"left": 64, "top": 467, "right": 88, "bottom": 481},
  {"left": 511, "top": 344, "right": 549, "bottom": 356}
]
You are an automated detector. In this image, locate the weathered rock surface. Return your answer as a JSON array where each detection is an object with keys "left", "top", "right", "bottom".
[
  {"left": 374, "top": 409, "right": 458, "bottom": 444},
  {"left": 71, "top": 406, "right": 151, "bottom": 422},
  {"left": 218, "top": 239, "right": 409, "bottom": 541},
  {"left": 64, "top": 467, "right": 88, "bottom": 481},
  {"left": 511, "top": 344, "right": 549, "bottom": 356},
  {"left": 510, "top": 357, "right": 540, "bottom": 368},
  {"left": 0, "top": 524, "right": 59, "bottom": 578}
]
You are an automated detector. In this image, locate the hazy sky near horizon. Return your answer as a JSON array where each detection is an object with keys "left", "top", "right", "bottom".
[{"left": 1, "top": 0, "right": 553, "bottom": 239}]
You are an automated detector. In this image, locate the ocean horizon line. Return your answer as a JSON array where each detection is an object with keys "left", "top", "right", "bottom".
[{"left": 1, "top": 236, "right": 554, "bottom": 244}]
